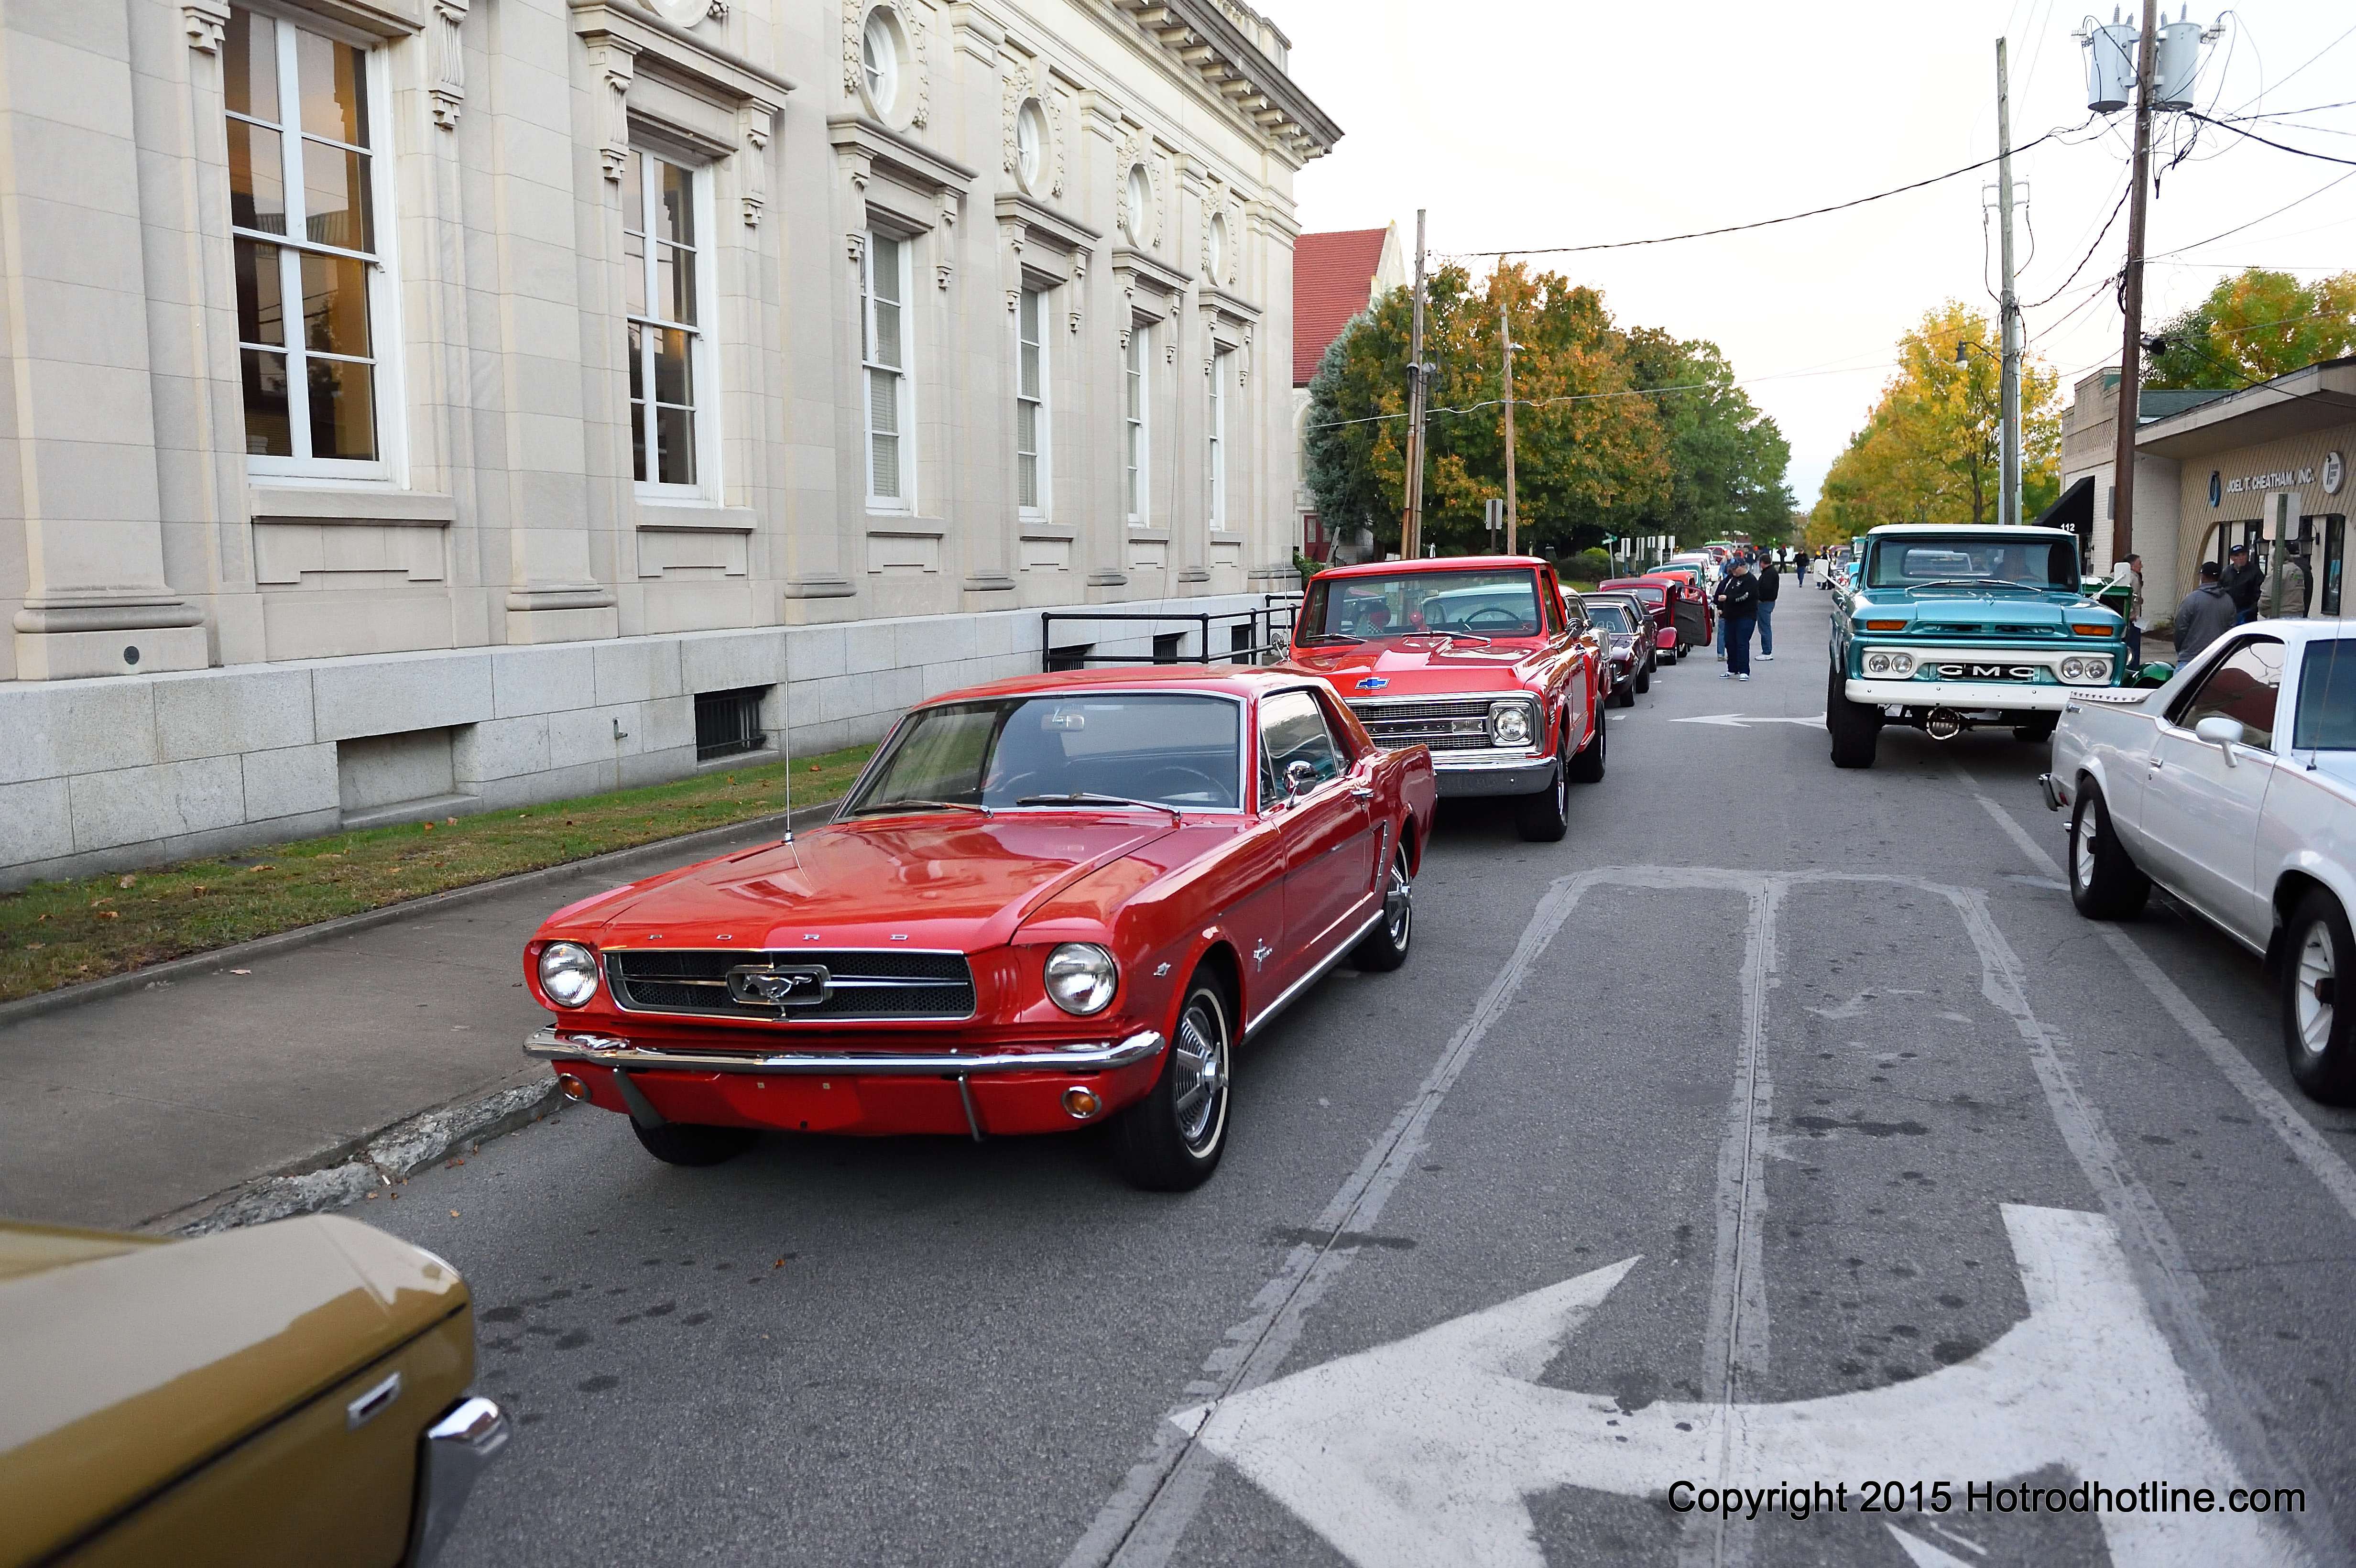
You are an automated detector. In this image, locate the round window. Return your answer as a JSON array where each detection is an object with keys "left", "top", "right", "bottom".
[
  {"left": 1015, "top": 99, "right": 1047, "bottom": 192},
  {"left": 1208, "top": 212, "right": 1229, "bottom": 281},
  {"left": 1123, "top": 164, "right": 1149, "bottom": 244},
  {"left": 861, "top": 8, "right": 902, "bottom": 117}
]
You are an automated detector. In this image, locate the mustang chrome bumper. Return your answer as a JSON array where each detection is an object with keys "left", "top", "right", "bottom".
[
  {"left": 1846, "top": 677, "right": 2075, "bottom": 711},
  {"left": 524, "top": 1027, "right": 1166, "bottom": 1076}
]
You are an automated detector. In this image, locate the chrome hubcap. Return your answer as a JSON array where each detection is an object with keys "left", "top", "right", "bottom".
[
  {"left": 1384, "top": 849, "right": 1413, "bottom": 949},
  {"left": 2297, "top": 924, "right": 2337, "bottom": 1060},
  {"left": 1170, "top": 995, "right": 1229, "bottom": 1154}
]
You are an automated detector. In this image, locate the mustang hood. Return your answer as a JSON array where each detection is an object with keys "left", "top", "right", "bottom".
[
  {"left": 584, "top": 816, "right": 1178, "bottom": 949},
  {"left": 1287, "top": 638, "right": 1549, "bottom": 696}
]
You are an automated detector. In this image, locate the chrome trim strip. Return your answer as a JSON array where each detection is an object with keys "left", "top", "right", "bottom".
[
  {"left": 525, "top": 1027, "right": 1165, "bottom": 1076},
  {"left": 409, "top": 1397, "right": 509, "bottom": 1568},
  {"left": 1243, "top": 902, "right": 1383, "bottom": 1042}
]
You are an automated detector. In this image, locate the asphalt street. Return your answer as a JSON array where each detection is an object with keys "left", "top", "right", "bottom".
[{"left": 374, "top": 597, "right": 2356, "bottom": 1568}]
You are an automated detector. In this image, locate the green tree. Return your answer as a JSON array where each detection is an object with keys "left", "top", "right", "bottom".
[
  {"left": 1620, "top": 329, "right": 1795, "bottom": 550},
  {"left": 1812, "top": 301, "right": 2060, "bottom": 536},
  {"left": 2144, "top": 267, "right": 2356, "bottom": 390},
  {"left": 1303, "top": 263, "right": 1671, "bottom": 557}
]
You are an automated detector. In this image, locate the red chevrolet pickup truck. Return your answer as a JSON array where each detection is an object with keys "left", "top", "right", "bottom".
[{"left": 1276, "top": 555, "right": 1606, "bottom": 841}]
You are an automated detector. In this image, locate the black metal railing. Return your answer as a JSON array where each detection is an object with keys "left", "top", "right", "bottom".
[
  {"left": 694, "top": 687, "right": 768, "bottom": 761},
  {"left": 1039, "top": 593, "right": 1302, "bottom": 673}
]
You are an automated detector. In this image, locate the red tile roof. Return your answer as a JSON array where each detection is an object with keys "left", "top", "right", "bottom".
[{"left": 1294, "top": 228, "right": 1389, "bottom": 386}]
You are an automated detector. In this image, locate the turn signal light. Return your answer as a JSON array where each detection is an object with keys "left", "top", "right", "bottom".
[
  {"left": 1061, "top": 1086, "right": 1103, "bottom": 1120},
  {"left": 1864, "top": 619, "right": 1908, "bottom": 632},
  {"left": 555, "top": 1073, "right": 590, "bottom": 1102},
  {"left": 2069, "top": 623, "right": 2110, "bottom": 636}
]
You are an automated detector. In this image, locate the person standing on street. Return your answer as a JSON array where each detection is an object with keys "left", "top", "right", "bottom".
[
  {"left": 2264, "top": 536, "right": 2311, "bottom": 620},
  {"left": 2111, "top": 553, "right": 2145, "bottom": 667},
  {"left": 2174, "top": 561, "right": 2238, "bottom": 664},
  {"left": 1754, "top": 550, "right": 1780, "bottom": 659},
  {"left": 1715, "top": 558, "right": 1760, "bottom": 680},
  {"left": 2222, "top": 541, "right": 2264, "bottom": 625}
]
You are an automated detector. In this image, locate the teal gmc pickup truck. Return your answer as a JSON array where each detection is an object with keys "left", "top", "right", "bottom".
[{"left": 1827, "top": 523, "right": 2128, "bottom": 769}]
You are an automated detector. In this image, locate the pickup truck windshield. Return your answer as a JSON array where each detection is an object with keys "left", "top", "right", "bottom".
[
  {"left": 1301, "top": 569, "right": 1546, "bottom": 641},
  {"left": 2296, "top": 640, "right": 2356, "bottom": 751},
  {"left": 1868, "top": 537, "right": 2077, "bottom": 589},
  {"left": 849, "top": 693, "right": 1242, "bottom": 813}
]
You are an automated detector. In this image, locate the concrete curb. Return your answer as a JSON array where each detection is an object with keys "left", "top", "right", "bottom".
[
  {"left": 0, "top": 799, "right": 841, "bottom": 1029},
  {"left": 151, "top": 1077, "right": 573, "bottom": 1237}
]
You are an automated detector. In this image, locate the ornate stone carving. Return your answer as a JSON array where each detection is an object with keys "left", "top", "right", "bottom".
[
  {"left": 1113, "top": 129, "right": 1164, "bottom": 248},
  {"left": 1001, "top": 63, "right": 1036, "bottom": 178},
  {"left": 1047, "top": 92, "right": 1066, "bottom": 198},
  {"left": 707, "top": 0, "right": 730, "bottom": 16},
  {"left": 936, "top": 261, "right": 953, "bottom": 289},
  {"left": 430, "top": 0, "right": 469, "bottom": 130},
  {"left": 847, "top": 232, "right": 866, "bottom": 264},
  {"left": 739, "top": 104, "right": 771, "bottom": 225},
  {"left": 587, "top": 38, "right": 638, "bottom": 181},
  {"left": 182, "top": 0, "right": 230, "bottom": 52},
  {"left": 906, "top": 2, "right": 933, "bottom": 128},
  {"left": 844, "top": 0, "right": 930, "bottom": 127}
]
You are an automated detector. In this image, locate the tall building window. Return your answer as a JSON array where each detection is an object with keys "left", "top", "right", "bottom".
[
  {"left": 227, "top": 6, "right": 387, "bottom": 473},
  {"left": 624, "top": 149, "right": 708, "bottom": 491},
  {"left": 1016, "top": 287, "right": 1047, "bottom": 515},
  {"left": 863, "top": 233, "right": 911, "bottom": 508},
  {"left": 1207, "top": 348, "right": 1232, "bottom": 529},
  {"left": 1124, "top": 325, "right": 1149, "bottom": 524}
]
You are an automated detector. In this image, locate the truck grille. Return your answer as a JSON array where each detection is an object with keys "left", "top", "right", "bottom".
[
  {"left": 606, "top": 949, "right": 976, "bottom": 1021},
  {"left": 1344, "top": 697, "right": 1510, "bottom": 752},
  {"left": 1925, "top": 662, "right": 2044, "bottom": 682}
]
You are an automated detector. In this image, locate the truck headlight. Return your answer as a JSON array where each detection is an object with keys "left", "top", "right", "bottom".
[
  {"left": 1045, "top": 943, "right": 1118, "bottom": 1015},
  {"left": 1865, "top": 652, "right": 1892, "bottom": 675},
  {"left": 537, "top": 942, "right": 600, "bottom": 1009},
  {"left": 1488, "top": 702, "right": 1533, "bottom": 747},
  {"left": 1888, "top": 652, "right": 1914, "bottom": 675}
]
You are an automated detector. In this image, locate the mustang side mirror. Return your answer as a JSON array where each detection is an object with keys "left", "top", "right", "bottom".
[
  {"left": 2134, "top": 661, "right": 2175, "bottom": 688},
  {"left": 2192, "top": 714, "right": 2246, "bottom": 762},
  {"left": 1285, "top": 760, "right": 1320, "bottom": 798}
]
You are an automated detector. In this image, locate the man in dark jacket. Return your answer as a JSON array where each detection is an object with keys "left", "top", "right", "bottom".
[
  {"left": 2221, "top": 542, "right": 2264, "bottom": 625},
  {"left": 1753, "top": 553, "right": 1781, "bottom": 660},
  {"left": 1714, "top": 559, "right": 1760, "bottom": 680},
  {"left": 2173, "top": 561, "right": 2239, "bottom": 664}
]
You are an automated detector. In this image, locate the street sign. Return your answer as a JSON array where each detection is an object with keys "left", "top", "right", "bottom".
[{"left": 1182, "top": 1204, "right": 2296, "bottom": 1567}]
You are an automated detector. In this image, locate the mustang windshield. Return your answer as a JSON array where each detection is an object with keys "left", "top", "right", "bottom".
[
  {"left": 1301, "top": 569, "right": 1546, "bottom": 641},
  {"left": 849, "top": 693, "right": 1242, "bottom": 813},
  {"left": 1585, "top": 602, "right": 1635, "bottom": 634},
  {"left": 1868, "top": 536, "right": 2077, "bottom": 589}
]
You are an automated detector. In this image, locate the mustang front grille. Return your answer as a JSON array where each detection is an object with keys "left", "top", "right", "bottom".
[
  {"left": 606, "top": 949, "right": 976, "bottom": 1022},
  {"left": 1346, "top": 697, "right": 1528, "bottom": 752}
]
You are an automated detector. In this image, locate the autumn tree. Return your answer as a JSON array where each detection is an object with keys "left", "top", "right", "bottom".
[
  {"left": 1304, "top": 262, "right": 1676, "bottom": 557},
  {"left": 1811, "top": 301, "right": 2060, "bottom": 537},
  {"left": 2144, "top": 266, "right": 2356, "bottom": 390}
]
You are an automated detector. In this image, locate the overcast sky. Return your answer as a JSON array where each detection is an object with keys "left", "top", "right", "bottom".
[{"left": 1278, "top": 0, "right": 2356, "bottom": 510}]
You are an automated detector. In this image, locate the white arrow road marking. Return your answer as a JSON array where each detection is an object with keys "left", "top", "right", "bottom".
[
  {"left": 1188, "top": 1204, "right": 2301, "bottom": 1568},
  {"left": 1671, "top": 712, "right": 1829, "bottom": 728}
]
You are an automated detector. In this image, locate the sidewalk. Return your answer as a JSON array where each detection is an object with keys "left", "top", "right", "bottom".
[{"left": 0, "top": 811, "right": 819, "bottom": 1231}]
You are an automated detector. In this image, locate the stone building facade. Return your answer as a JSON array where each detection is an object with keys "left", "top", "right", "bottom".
[{"left": 0, "top": 0, "right": 1338, "bottom": 886}]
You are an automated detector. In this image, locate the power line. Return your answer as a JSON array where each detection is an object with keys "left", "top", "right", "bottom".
[
  {"left": 2225, "top": 18, "right": 2356, "bottom": 116},
  {"left": 2186, "top": 111, "right": 2356, "bottom": 167},
  {"left": 2150, "top": 167, "right": 2356, "bottom": 258},
  {"left": 2022, "top": 177, "right": 2131, "bottom": 309},
  {"left": 1439, "top": 128, "right": 2076, "bottom": 260},
  {"left": 1304, "top": 361, "right": 1895, "bottom": 433}
]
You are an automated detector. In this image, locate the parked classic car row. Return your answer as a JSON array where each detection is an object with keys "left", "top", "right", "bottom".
[{"left": 519, "top": 552, "right": 1717, "bottom": 1193}]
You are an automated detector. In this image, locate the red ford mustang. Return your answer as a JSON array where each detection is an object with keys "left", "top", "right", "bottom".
[{"left": 521, "top": 667, "right": 1436, "bottom": 1190}]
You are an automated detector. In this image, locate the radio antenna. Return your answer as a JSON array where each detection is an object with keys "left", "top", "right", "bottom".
[{"left": 779, "top": 640, "right": 795, "bottom": 845}]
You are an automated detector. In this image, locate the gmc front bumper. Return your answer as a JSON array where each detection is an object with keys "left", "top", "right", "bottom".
[{"left": 1845, "top": 677, "right": 2076, "bottom": 711}]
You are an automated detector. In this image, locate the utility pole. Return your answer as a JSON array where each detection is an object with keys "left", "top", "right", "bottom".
[
  {"left": 1401, "top": 209, "right": 1428, "bottom": 561},
  {"left": 2110, "top": 0, "right": 2159, "bottom": 567},
  {"left": 1996, "top": 38, "right": 2023, "bottom": 528},
  {"left": 1499, "top": 262, "right": 1518, "bottom": 555}
]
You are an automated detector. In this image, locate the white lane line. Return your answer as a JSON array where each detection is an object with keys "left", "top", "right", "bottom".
[
  {"left": 1957, "top": 768, "right": 2356, "bottom": 1233},
  {"left": 1062, "top": 866, "right": 1767, "bottom": 1568},
  {"left": 1685, "top": 875, "right": 1778, "bottom": 1568}
]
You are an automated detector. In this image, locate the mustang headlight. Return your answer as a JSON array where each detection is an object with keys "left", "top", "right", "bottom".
[
  {"left": 1045, "top": 943, "right": 1118, "bottom": 1015},
  {"left": 1488, "top": 701, "right": 1533, "bottom": 747},
  {"left": 538, "top": 941, "right": 600, "bottom": 1009}
]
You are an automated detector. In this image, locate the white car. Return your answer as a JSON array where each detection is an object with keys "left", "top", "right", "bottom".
[{"left": 2041, "top": 621, "right": 2356, "bottom": 1101}]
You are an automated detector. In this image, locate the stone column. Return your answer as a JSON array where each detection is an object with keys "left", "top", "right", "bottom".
[{"left": 2, "top": 1, "right": 205, "bottom": 680}]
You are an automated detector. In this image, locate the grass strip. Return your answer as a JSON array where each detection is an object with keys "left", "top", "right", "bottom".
[{"left": 0, "top": 744, "right": 874, "bottom": 1004}]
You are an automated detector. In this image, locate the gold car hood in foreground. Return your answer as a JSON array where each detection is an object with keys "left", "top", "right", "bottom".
[{"left": 0, "top": 1214, "right": 468, "bottom": 1564}]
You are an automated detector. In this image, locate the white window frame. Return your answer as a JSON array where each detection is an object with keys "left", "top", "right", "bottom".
[
  {"left": 1125, "top": 323, "right": 1149, "bottom": 525},
  {"left": 625, "top": 147, "right": 719, "bottom": 501},
  {"left": 1208, "top": 346, "right": 1231, "bottom": 531},
  {"left": 862, "top": 230, "right": 914, "bottom": 513},
  {"left": 232, "top": 5, "right": 403, "bottom": 484},
  {"left": 1016, "top": 284, "right": 1048, "bottom": 520}
]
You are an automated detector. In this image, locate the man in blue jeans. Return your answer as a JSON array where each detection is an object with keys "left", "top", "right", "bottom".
[
  {"left": 1714, "top": 558, "right": 1759, "bottom": 680},
  {"left": 1753, "top": 550, "right": 1780, "bottom": 659}
]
